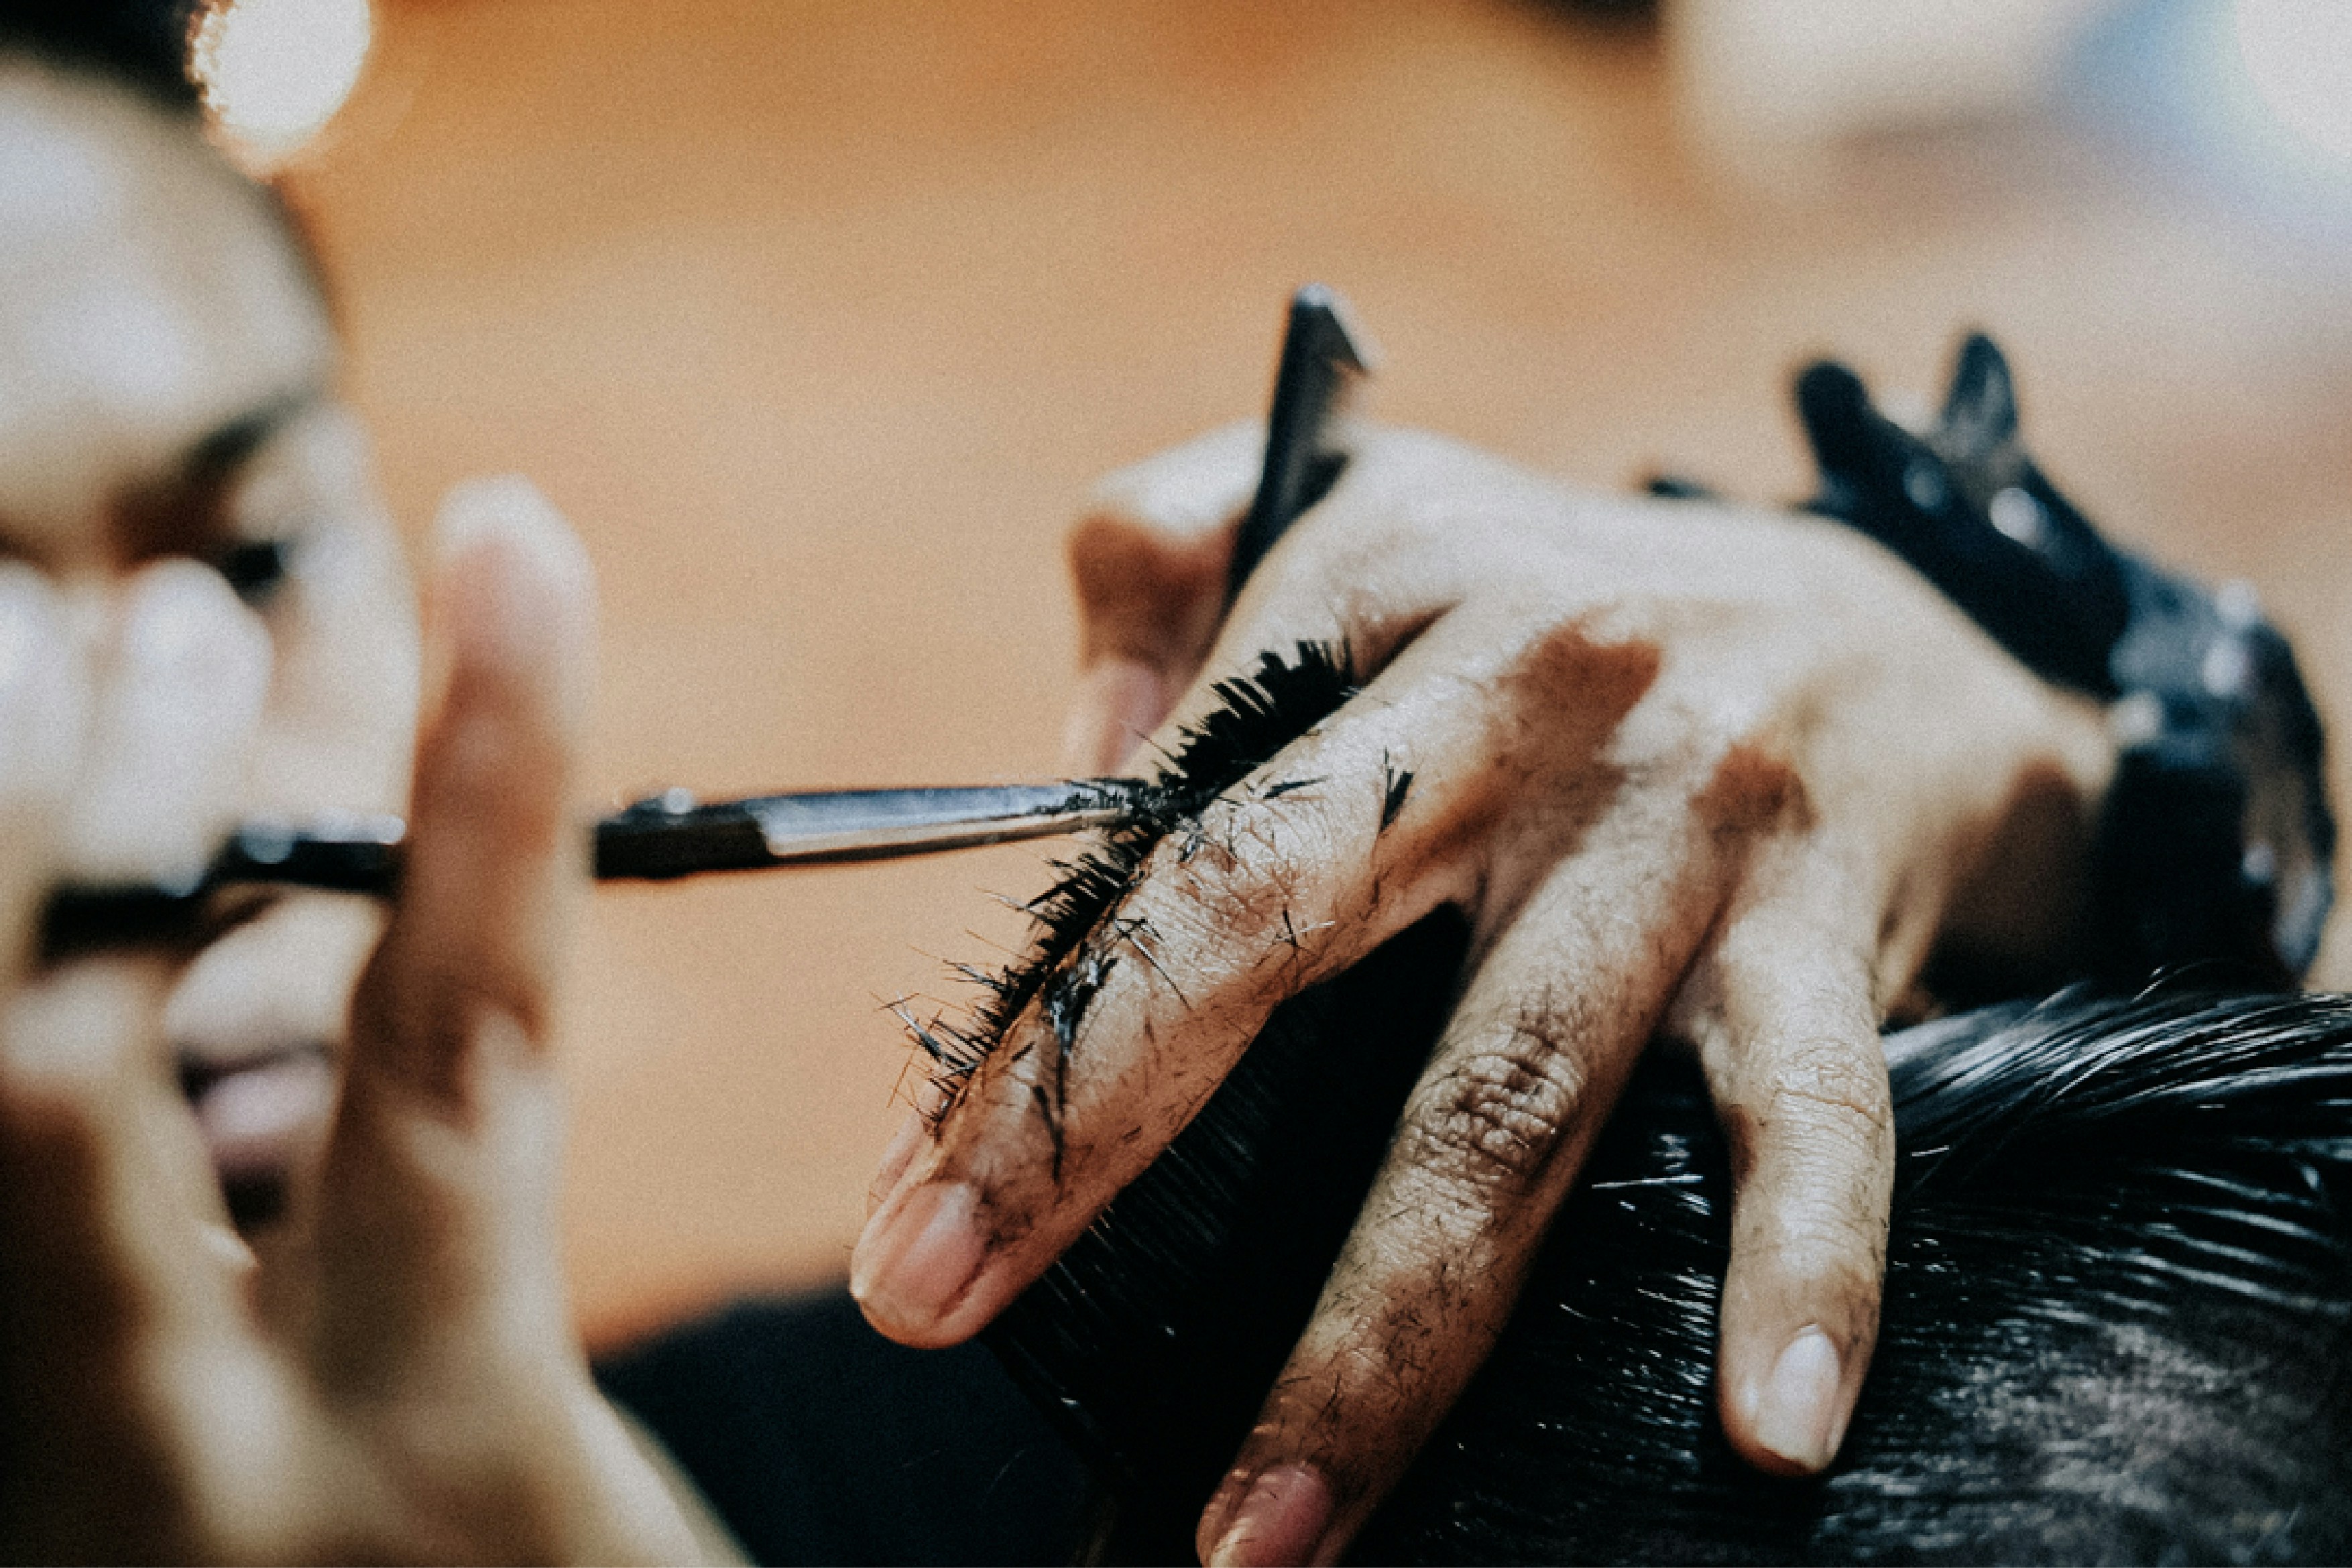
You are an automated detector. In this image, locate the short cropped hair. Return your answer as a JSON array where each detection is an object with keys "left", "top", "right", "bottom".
[{"left": 992, "top": 938, "right": 2352, "bottom": 1563}]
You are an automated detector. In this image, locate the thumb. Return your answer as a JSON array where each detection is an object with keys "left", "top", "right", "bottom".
[{"left": 1061, "top": 421, "right": 1261, "bottom": 773}]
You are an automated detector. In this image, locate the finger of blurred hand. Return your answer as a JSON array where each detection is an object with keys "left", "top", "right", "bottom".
[
  {"left": 1, "top": 558, "right": 269, "bottom": 1349},
  {"left": 0, "top": 958, "right": 292, "bottom": 1562},
  {"left": 854, "top": 612, "right": 1648, "bottom": 1350},
  {"left": 0, "top": 567, "right": 80, "bottom": 971},
  {"left": 1677, "top": 845, "right": 1893, "bottom": 1478},
  {"left": 66, "top": 563, "right": 270, "bottom": 883},
  {"left": 320, "top": 485, "right": 711, "bottom": 1567},
  {"left": 1061, "top": 422, "right": 1260, "bottom": 773},
  {"left": 0, "top": 961, "right": 251, "bottom": 1354},
  {"left": 0, "top": 568, "right": 282, "bottom": 1554},
  {"left": 1195, "top": 770, "right": 1753, "bottom": 1567},
  {"left": 328, "top": 476, "right": 593, "bottom": 1372},
  {"left": 348, "top": 475, "right": 592, "bottom": 1099}
]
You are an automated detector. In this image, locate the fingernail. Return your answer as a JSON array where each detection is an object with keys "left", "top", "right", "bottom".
[
  {"left": 1061, "top": 659, "right": 1164, "bottom": 774},
  {"left": 850, "top": 1181, "right": 986, "bottom": 1337},
  {"left": 1205, "top": 1465, "right": 1334, "bottom": 1568},
  {"left": 435, "top": 475, "right": 579, "bottom": 572},
  {"left": 867, "top": 1110, "right": 926, "bottom": 1217},
  {"left": 1750, "top": 1326, "right": 1844, "bottom": 1473},
  {"left": 432, "top": 476, "right": 595, "bottom": 724}
]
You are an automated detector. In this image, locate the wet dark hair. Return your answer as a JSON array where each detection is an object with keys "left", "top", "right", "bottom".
[
  {"left": 916, "top": 650, "right": 2352, "bottom": 1563},
  {"left": 0, "top": 0, "right": 200, "bottom": 112},
  {"left": 991, "top": 970, "right": 2352, "bottom": 1563}
]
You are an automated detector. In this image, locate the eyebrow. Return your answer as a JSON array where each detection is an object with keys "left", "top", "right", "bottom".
[
  {"left": 90, "top": 382, "right": 331, "bottom": 567},
  {"left": 181, "top": 383, "right": 327, "bottom": 491},
  {"left": 0, "top": 383, "right": 331, "bottom": 564}
]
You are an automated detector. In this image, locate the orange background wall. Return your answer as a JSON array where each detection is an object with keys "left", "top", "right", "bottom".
[{"left": 286, "top": 0, "right": 2352, "bottom": 1347}]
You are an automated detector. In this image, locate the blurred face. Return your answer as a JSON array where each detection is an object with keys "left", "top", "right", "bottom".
[{"left": 0, "top": 56, "right": 418, "bottom": 1223}]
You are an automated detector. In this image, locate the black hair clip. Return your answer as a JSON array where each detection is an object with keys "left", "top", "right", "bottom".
[{"left": 1795, "top": 334, "right": 2335, "bottom": 988}]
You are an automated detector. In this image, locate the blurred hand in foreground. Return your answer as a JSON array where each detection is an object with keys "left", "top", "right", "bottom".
[
  {"left": 0, "top": 481, "right": 715, "bottom": 1565},
  {"left": 856, "top": 423, "right": 2113, "bottom": 1566}
]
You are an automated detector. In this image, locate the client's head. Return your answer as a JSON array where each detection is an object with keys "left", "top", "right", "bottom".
[
  {"left": 994, "top": 962, "right": 2352, "bottom": 1563},
  {"left": 0, "top": 0, "right": 417, "bottom": 1223},
  {"left": 952, "top": 652, "right": 2352, "bottom": 1564}
]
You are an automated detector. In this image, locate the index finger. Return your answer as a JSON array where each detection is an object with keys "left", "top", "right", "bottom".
[
  {"left": 1676, "top": 847, "right": 1895, "bottom": 1477},
  {"left": 854, "top": 607, "right": 1645, "bottom": 1349},
  {"left": 1063, "top": 421, "right": 1262, "bottom": 774},
  {"left": 0, "top": 568, "right": 282, "bottom": 1559},
  {"left": 322, "top": 477, "right": 593, "bottom": 1374},
  {"left": 344, "top": 477, "right": 592, "bottom": 1101},
  {"left": 5, "top": 560, "right": 270, "bottom": 1289}
]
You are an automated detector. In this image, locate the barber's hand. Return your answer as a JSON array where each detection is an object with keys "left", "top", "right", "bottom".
[
  {"left": 857, "top": 424, "right": 2112, "bottom": 1565},
  {"left": 0, "top": 483, "right": 709, "bottom": 1564}
]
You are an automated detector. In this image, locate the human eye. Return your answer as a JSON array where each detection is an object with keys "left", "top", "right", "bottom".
[{"left": 211, "top": 534, "right": 297, "bottom": 606}]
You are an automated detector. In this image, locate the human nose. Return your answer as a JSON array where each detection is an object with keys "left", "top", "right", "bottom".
[
  {"left": 63, "top": 561, "right": 272, "bottom": 884},
  {"left": 50, "top": 574, "right": 116, "bottom": 676}
]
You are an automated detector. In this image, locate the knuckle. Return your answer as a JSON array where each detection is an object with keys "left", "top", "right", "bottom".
[
  {"left": 1356, "top": 426, "right": 1521, "bottom": 512},
  {"left": 351, "top": 963, "right": 545, "bottom": 1103},
  {"left": 1694, "top": 741, "right": 1814, "bottom": 839},
  {"left": 1754, "top": 1039, "right": 1893, "bottom": 1167},
  {"left": 1291, "top": 511, "right": 1409, "bottom": 588},
  {"left": 1155, "top": 796, "right": 1307, "bottom": 928},
  {"left": 1083, "top": 422, "right": 1260, "bottom": 542},
  {"left": 1503, "top": 609, "right": 1665, "bottom": 723},
  {"left": 1518, "top": 597, "right": 1651, "bottom": 661},
  {"left": 1401, "top": 1014, "right": 1587, "bottom": 1203}
]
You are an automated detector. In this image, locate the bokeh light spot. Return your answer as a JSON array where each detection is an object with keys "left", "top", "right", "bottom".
[{"left": 191, "top": 0, "right": 373, "bottom": 170}]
